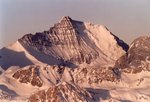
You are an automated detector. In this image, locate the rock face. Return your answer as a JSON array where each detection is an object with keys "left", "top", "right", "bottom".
[
  {"left": 19, "top": 16, "right": 128, "bottom": 67},
  {"left": 115, "top": 36, "right": 150, "bottom": 73},
  {"left": 12, "top": 65, "right": 43, "bottom": 87},
  {"left": 72, "top": 66, "right": 119, "bottom": 85},
  {"left": 28, "top": 82, "right": 93, "bottom": 102}
]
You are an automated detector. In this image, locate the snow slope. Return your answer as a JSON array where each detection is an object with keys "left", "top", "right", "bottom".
[
  {"left": 0, "top": 41, "right": 60, "bottom": 69},
  {"left": 0, "top": 41, "right": 41, "bottom": 69}
]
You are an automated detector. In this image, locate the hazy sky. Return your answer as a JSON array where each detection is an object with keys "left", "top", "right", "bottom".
[{"left": 0, "top": 0, "right": 150, "bottom": 48}]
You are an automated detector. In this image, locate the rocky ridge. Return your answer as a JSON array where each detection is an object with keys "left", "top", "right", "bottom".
[
  {"left": 29, "top": 82, "right": 93, "bottom": 102},
  {"left": 12, "top": 65, "right": 43, "bottom": 87},
  {"left": 114, "top": 36, "right": 150, "bottom": 74}
]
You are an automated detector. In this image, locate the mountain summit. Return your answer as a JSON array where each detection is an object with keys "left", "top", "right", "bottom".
[{"left": 0, "top": 16, "right": 128, "bottom": 69}]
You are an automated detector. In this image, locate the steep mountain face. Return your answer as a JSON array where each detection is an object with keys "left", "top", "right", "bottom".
[
  {"left": 115, "top": 36, "right": 150, "bottom": 73},
  {"left": 18, "top": 16, "right": 128, "bottom": 67}
]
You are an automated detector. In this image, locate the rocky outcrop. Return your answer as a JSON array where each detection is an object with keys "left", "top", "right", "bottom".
[
  {"left": 28, "top": 82, "right": 93, "bottom": 102},
  {"left": 72, "top": 66, "right": 120, "bottom": 85},
  {"left": 11, "top": 64, "right": 73, "bottom": 88},
  {"left": 114, "top": 36, "right": 150, "bottom": 73},
  {"left": 12, "top": 65, "right": 43, "bottom": 87}
]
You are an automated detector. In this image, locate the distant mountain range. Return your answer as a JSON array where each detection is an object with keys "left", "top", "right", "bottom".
[{"left": 0, "top": 16, "right": 150, "bottom": 102}]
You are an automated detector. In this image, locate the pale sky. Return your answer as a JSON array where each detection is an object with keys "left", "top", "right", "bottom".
[{"left": 0, "top": 0, "right": 150, "bottom": 48}]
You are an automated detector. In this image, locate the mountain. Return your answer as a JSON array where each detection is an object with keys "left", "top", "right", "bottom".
[
  {"left": 19, "top": 16, "right": 128, "bottom": 66},
  {"left": 0, "top": 16, "right": 150, "bottom": 102},
  {"left": 0, "top": 16, "right": 128, "bottom": 69},
  {"left": 115, "top": 36, "right": 150, "bottom": 73}
]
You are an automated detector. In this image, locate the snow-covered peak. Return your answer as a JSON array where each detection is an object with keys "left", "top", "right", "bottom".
[
  {"left": 16, "top": 16, "right": 128, "bottom": 68},
  {"left": 59, "top": 16, "right": 72, "bottom": 23}
]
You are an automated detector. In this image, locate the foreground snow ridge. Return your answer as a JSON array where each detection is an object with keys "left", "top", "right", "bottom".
[{"left": 0, "top": 16, "right": 150, "bottom": 102}]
